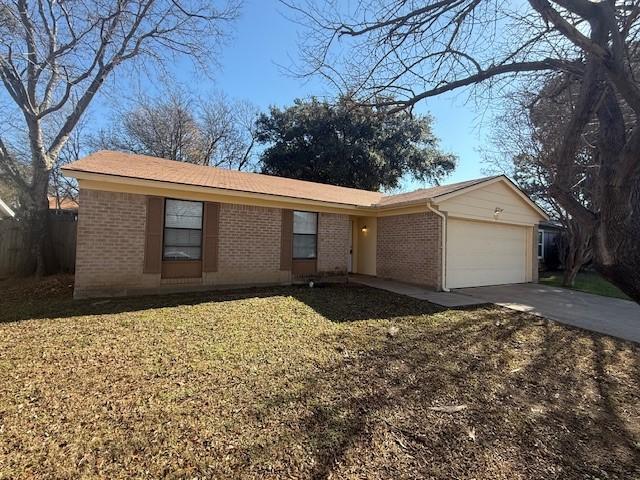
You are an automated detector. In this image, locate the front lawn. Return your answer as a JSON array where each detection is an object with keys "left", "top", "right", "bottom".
[
  {"left": 539, "top": 270, "right": 630, "bottom": 300},
  {"left": 1, "top": 276, "right": 639, "bottom": 479}
]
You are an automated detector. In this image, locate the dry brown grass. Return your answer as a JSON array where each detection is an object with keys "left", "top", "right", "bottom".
[{"left": 1, "top": 276, "right": 639, "bottom": 479}]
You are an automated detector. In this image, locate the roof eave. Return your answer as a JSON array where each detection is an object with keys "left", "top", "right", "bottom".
[
  {"left": 64, "top": 169, "right": 377, "bottom": 212},
  {"left": 373, "top": 197, "right": 431, "bottom": 210}
]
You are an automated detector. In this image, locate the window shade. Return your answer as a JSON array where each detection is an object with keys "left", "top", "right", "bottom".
[
  {"left": 163, "top": 199, "right": 203, "bottom": 261},
  {"left": 293, "top": 211, "right": 317, "bottom": 234},
  {"left": 165, "top": 200, "right": 203, "bottom": 229}
]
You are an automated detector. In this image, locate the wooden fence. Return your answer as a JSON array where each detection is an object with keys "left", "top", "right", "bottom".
[
  {"left": 48, "top": 212, "right": 77, "bottom": 273},
  {"left": 0, "top": 212, "right": 77, "bottom": 279},
  {"left": 0, "top": 219, "right": 28, "bottom": 278}
]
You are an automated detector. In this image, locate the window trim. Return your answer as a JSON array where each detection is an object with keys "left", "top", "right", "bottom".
[
  {"left": 537, "top": 230, "right": 544, "bottom": 259},
  {"left": 292, "top": 211, "right": 318, "bottom": 260},
  {"left": 162, "top": 198, "right": 204, "bottom": 262}
]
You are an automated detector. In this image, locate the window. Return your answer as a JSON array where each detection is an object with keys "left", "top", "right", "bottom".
[
  {"left": 537, "top": 230, "right": 544, "bottom": 259},
  {"left": 293, "top": 211, "right": 317, "bottom": 259},
  {"left": 163, "top": 199, "right": 203, "bottom": 260}
]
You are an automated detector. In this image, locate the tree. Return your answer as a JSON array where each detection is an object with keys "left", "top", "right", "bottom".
[
  {"left": 50, "top": 118, "right": 89, "bottom": 205},
  {"left": 0, "top": 0, "right": 239, "bottom": 275},
  {"left": 484, "top": 85, "right": 594, "bottom": 287},
  {"left": 0, "top": 179, "right": 18, "bottom": 208},
  {"left": 94, "top": 91, "right": 260, "bottom": 170},
  {"left": 287, "top": 0, "right": 640, "bottom": 303},
  {"left": 255, "top": 96, "right": 456, "bottom": 191}
]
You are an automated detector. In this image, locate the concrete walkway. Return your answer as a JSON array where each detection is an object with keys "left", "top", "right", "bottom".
[
  {"left": 349, "top": 276, "right": 484, "bottom": 307},
  {"left": 458, "top": 283, "right": 640, "bottom": 343}
]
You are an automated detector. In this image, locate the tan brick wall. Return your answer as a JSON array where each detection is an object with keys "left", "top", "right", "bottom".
[
  {"left": 209, "top": 203, "right": 289, "bottom": 285},
  {"left": 75, "top": 189, "right": 159, "bottom": 298},
  {"left": 376, "top": 212, "right": 442, "bottom": 289},
  {"left": 75, "top": 191, "right": 354, "bottom": 297},
  {"left": 317, "top": 213, "right": 350, "bottom": 274}
]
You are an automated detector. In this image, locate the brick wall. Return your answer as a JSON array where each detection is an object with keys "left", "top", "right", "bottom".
[
  {"left": 75, "top": 189, "right": 159, "bottom": 298},
  {"left": 74, "top": 189, "right": 353, "bottom": 297},
  {"left": 376, "top": 212, "right": 442, "bottom": 289},
  {"left": 211, "top": 203, "right": 288, "bottom": 285},
  {"left": 317, "top": 213, "right": 350, "bottom": 275}
]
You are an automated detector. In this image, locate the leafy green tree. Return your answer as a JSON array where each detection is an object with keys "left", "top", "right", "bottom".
[{"left": 255, "top": 97, "right": 455, "bottom": 191}]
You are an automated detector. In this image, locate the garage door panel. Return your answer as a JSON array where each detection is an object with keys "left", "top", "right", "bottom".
[{"left": 447, "top": 219, "right": 527, "bottom": 288}]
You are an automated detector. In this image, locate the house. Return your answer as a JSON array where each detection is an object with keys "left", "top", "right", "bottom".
[
  {"left": 61, "top": 151, "right": 548, "bottom": 299},
  {"left": 0, "top": 198, "right": 15, "bottom": 219},
  {"left": 48, "top": 195, "right": 79, "bottom": 222},
  {"left": 538, "top": 220, "right": 563, "bottom": 268},
  {"left": 48, "top": 195, "right": 79, "bottom": 212}
]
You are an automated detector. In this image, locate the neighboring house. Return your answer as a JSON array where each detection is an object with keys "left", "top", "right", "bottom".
[
  {"left": 62, "top": 151, "right": 548, "bottom": 299},
  {"left": 538, "top": 220, "right": 563, "bottom": 268},
  {"left": 48, "top": 195, "right": 79, "bottom": 212},
  {"left": 0, "top": 198, "right": 15, "bottom": 219}
]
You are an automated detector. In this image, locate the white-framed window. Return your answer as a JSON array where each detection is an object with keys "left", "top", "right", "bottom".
[
  {"left": 293, "top": 211, "right": 317, "bottom": 259},
  {"left": 163, "top": 199, "right": 203, "bottom": 260},
  {"left": 537, "top": 230, "right": 544, "bottom": 259}
]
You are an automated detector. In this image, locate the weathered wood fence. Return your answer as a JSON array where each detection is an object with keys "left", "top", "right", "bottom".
[
  {"left": 0, "top": 219, "right": 26, "bottom": 278},
  {"left": 0, "top": 212, "right": 77, "bottom": 279}
]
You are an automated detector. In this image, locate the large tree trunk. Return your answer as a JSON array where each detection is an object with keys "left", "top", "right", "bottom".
[
  {"left": 28, "top": 155, "right": 54, "bottom": 277},
  {"left": 593, "top": 182, "right": 640, "bottom": 302},
  {"left": 589, "top": 66, "right": 640, "bottom": 303}
]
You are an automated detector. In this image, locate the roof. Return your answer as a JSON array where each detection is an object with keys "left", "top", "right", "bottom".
[
  {"left": 540, "top": 220, "right": 563, "bottom": 230},
  {"left": 376, "top": 176, "right": 500, "bottom": 207},
  {"left": 62, "top": 151, "right": 536, "bottom": 211},
  {"left": 0, "top": 198, "right": 15, "bottom": 218},
  {"left": 48, "top": 196, "right": 79, "bottom": 210},
  {"left": 63, "top": 151, "right": 383, "bottom": 207}
]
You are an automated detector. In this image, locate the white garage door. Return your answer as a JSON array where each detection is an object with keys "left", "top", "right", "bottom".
[{"left": 446, "top": 219, "right": 528, "bottom": 289}]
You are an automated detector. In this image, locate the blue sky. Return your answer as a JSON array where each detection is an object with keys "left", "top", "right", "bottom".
[
  {"left": 217, "top": 1, "right": 489, "bottom": 188},
  {"left": 100, "top": 0, "right": 491, "bottom": 190}
]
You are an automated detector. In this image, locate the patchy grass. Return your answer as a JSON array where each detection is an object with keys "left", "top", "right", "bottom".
[
  {"left": 1, "top": 276, "right": 639, "bottom": 479},
  {"left": 540, "top": 271, "right": 631, "bottom": 300}
]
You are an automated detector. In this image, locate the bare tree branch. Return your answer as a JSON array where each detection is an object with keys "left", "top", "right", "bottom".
[
  {"left": 0, "top": 0, "right": 239, "bottom": 274},
  {"left": 284, "top": 0, "right": 640, "bottom": 300},
  {"left": 372, "top": 59, "right": 583, "bottom": 111}
]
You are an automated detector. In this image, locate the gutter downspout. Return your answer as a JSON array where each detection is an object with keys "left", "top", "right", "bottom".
[{"left": 426, "top": 202, "right": 449, "bottom": 292}]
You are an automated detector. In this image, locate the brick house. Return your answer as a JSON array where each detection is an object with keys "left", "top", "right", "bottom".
[{"left": 62, "top": 151, "right": 547, "bottom": 299}]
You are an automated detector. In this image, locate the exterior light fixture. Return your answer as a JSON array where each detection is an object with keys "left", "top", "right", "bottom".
[
  {"left": 494, "top": 207, "right": 504, "bottom": 218},
  {"left": 361, "top": 225, "right": 368, "bottom": 232}
]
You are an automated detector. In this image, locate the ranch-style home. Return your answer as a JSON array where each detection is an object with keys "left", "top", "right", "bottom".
[{"left": 62, "top": 151, "right": 548, "bottom": 299}]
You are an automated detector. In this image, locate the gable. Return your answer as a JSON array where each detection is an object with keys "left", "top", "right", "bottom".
[{"left": 434, "top": 178, "right": 546, "bottom": 225}]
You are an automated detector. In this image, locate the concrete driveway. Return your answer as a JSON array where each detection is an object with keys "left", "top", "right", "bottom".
[{"left": 457, "top": 283, "right": 640, "bottom": 343}]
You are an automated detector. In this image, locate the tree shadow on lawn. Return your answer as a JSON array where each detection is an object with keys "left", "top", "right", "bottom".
[
  {"left": 2, "top": 277, "right": 639, "bottom": 478},
  {"left": 240, "top": 310, "right": 640, "bottom": 479},
  {"left": 1, "top": 279, "right": 446, "bottom": 324}
]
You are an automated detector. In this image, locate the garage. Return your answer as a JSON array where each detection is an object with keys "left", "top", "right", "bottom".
[
  {"left": 446, "top": 219, "right": 530, "bottom": 289},
  {"left": 432, "top": 176, "right": 546, "bottom": 290}
]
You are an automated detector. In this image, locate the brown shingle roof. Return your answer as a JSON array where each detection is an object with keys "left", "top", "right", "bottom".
[
  {"left": 62, "top": 150, "right": 499, "bottom": 208},
  {"left": 63, "top": 151, "right": 383, "bottom": 207}
]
